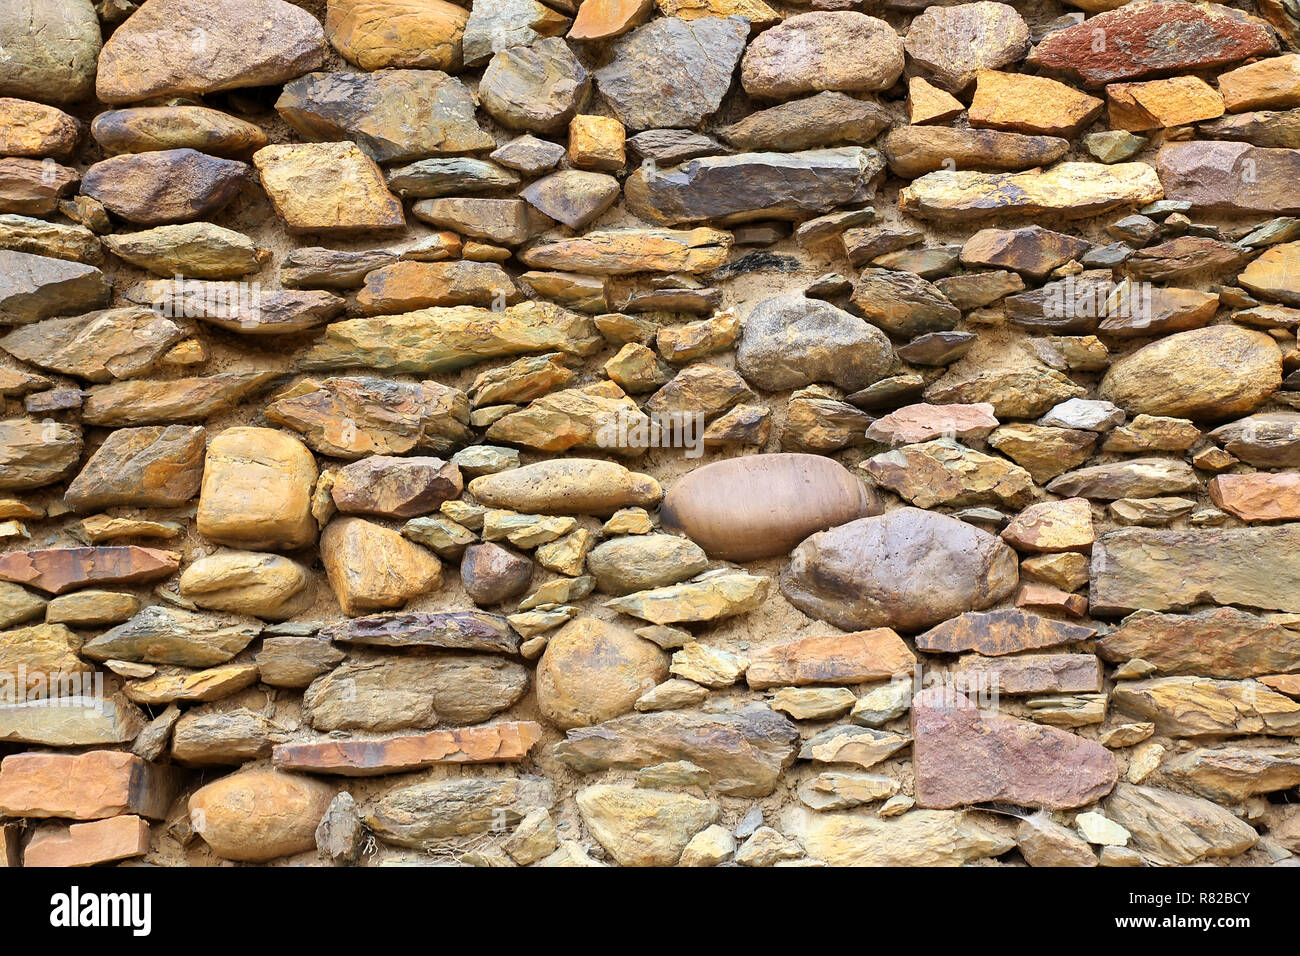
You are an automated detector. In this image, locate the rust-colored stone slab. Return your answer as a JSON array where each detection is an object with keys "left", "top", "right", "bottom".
[
  {"left": 917, "top": 608, "right": 1096, "bottom": 657},
  {"left": 912, "top": 686, "right": 1117, "bottom": 809},
  {"left": 272, "top": 721, "right": 543, "bottom": 776},
  {"left": 746, "top": 629, "right": 915, "bottom": 690},
  {"left": 952, "top": 653, "right": 1104, "bottom": 695},
  {"left": 23, "top": 815, "right": 150, "bottom": 867},
  {"left": 1209, "top": 472, "right": 1300, "bottom": 521},
  {"left": 0, "top": 750, "right": 177, "bottom": 820},
  {"left": 0, "top": 546, "right": 179, "bottom": 595}
]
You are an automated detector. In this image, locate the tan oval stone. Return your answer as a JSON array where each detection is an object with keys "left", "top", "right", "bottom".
[
  {"left": 179, "top": 551, "right": 313, "bottom": 620},
  {"left": 660, "top": 453, "right": 879, "bottom": 561},
  {"left": 326, "top": 0, "right": 468, "bottom": 72},
  {"left": 536, "top": 616, "right": 668, "bottom": 729},
  {"left": 188, "top": 769, "right": 335, "bottom": 862},
  {"left": 197, "top": 427, "right": 318, "bottom": 551}
]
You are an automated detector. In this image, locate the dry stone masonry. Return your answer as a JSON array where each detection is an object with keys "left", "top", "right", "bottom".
[{"left": 2, "top": 0, "right": 1300, "bottom": 868}]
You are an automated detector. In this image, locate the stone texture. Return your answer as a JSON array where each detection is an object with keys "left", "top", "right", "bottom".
[
  {"left": 321, "top": 518, "right": 443, "bottom": 616},
  {"left": 741, "top": 13, "right": 905, "bottom": 100},
  {"left": 326, "top": 0, "right": 468, "bottom": 71},
  {"left": 1098, "top": 607, "right": 1300, "bottom": 679},
  {"left": 480, "top": 38, "right": 590, "bottom": 134},
  {"left": 577, "top": 785, "right": 717, "bottom": 866},
  {"left": 1104, "top": 783, "right": 1258, "bottom": 865},
  {"left": 1113, "top": 677, "right": 1300, "bottom": 737},
  {"left": 189, "top": 769, "right": 335, "bottom": 862},
  {"left": 0, "top": 750, "right": 175, "bottom": 820},
  {"left": 918, "top": 609, "right": 1096, "bottom": 657},
  {"left": 883, "top": 126, "right": 1069, "bottom": 178},
  {"left": 254, "top": 142, "right": 404, "bottom": 232},
  {"left": 273, "top": 722, "right": 543, "bottom": 776},
  {"left": 91, "top": 106, "right": 268, "bottom": 157},
  {"left": 792, "top": 808, "right": 1014, "bottom": 866},
  {"left": 0, "top": 546, "right": 179, "bottom": 595},
  {"left": 781, "top": 508, "right": 1018, "bottom": 632},
  {"left": 903, "top": 3, "right": 1029, "bottom": 92},
  {"left": 82, "top": 150, "right": 247, "bottom": 226},
  {"left": 746, "top": 630, "right": 915, "bottom": 690},
  {"left": 198, "top": 428, "right": 317, "bottom": 551}
]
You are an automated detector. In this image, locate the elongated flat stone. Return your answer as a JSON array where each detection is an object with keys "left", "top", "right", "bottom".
[
  {"left": 0, "top": 546, "right": 178, "bottom": 595},
  {"left": 0, "top": 694, "right": 144, "bottom": 747},
  {"left": 791, "top": 807, "right": 1015, "bottom": 866},
  {"left": 1091, "top": 524, "right": 1300, "bottom": 615},
  {"left": 80, "top": 606, "right": 259, "bottom": 667},
  {"left": 900, "top": 162, "right": 1163, "bottom": 221},
  {"left": 519, "top": 227, "right": 732, "bottom": 275},
  {"left": 1104, "top": 783, "right": 1258, "bottom": 865},
  {"left": 0, "top": 750, "right": 177, "bottom": 820},
  {"left": 917, "top": 608, "right": 1096, "bottom": 656},
  {"left": 883, "top": 126, "right": 1068, "bottom": 178},
  {"left": 746, "top": 630, "right": 915, "bottom": 690},
  {"left": 952, "top": 653, "right": 1103, "bottom": 695},
  {"left": 81, "top": 371, "right": 280, "bottom": 426},
  {"left": 0, "top": 250, "right": 109, "bottom": 325},
  {"left": 1113, "top": 677, "right": 1300, "bottom": 737},
  {"left": 272, "top": 721, "right": 542, "bottom": 776},
  {"left": 318, "top": 611, "right": 519, "bottom": 653},
  {"left": 1098, "top": 607, "right": 1300, "bottom": 679},
  {"left": 912, "top": 687, "right": 1116, "bottom": 809},
  {"left": 1157, "top": 141, "right": 1300, "bottom": 214}
]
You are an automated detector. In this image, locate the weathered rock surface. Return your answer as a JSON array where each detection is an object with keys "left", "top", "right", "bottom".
[
  {"left": 741, "top": 13, "right": 905, "bottom": 100},
  {"left": 254, "top": 142, "right": 404, "bottom": 232},
  {"left": 737, "top": 294, "right": 893, "bottom": 393},
  {"left": 1113, "top": 676, "right": 1300, "bottom": 737},
  {"left": 1104, "top": 783, "right": 1258, "bottom": 865},
  {"left": 82, "top": 150, "right": 248, "bottom": 226},
  {"left": 321, "top": 518, "right": 443, "bottom": 616},
  {"left": 792, "top": 807, "right": 1015, "bottom": 866},
  {"left": 918, "top": 609, "right": 1096, "bottom": 657},
  {"left": 189, "top": 769, "right": 335, "bottom": 862},
  {"left": 273, "top": 722, "right": 543, "bottom": 776},
  {"left": 747, "top": 630, "right": 915, "bottom": 690},
  {"left": 0, "top": 546, "right": 179, "bottom": 595},
  {"left": 903, "top": 2, "right": 1029, "bottom": 92}
]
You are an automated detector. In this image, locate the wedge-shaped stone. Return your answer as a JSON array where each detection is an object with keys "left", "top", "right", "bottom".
[
  {"left": 850, "top": 269, "right": 960, "bottom": 337},
  {"left": 96, "top": 0, "right": 326, "bottom": 103},
  {"left": 746, "top": 630, "right": 915, "bottom": 690},
  {"left": 0, "top": 214, "right": 99, "bottom": 265},
  {"left": 519, "top": 227, "right": 732, "bottom": 275},
  {"left": 578, "top": 785, "right": 718, "bottom": 866},
  {"left": 0, "top": 250, "right": 109, "bottom": 325},
  {"left": 1099, "top": 325, "right": 1281, "bottom": 419},
  {"left": 0, "top": 750, "right": 176, "bottom": 820},
  {"left": 1113, "top": 676, "right": 1300, "bottom": 737},
  {"left": 883, "top": 126, "right": 1068, "bottom": 178},
  {"left": 917, "top": 609, "right": 1096, "bottom": 657},
  {"left": 1027, "top": 1, "right": 1279, "bottom": 86},
  {"left": 900, "top": 162, "right": 1164, "bottom": 221},
  {"left": 912, "top": 687, "right": 1116, "bottom": 809},
  {"left": 1162, "top": 745, "right": 1300, "bottom": 803},
  {"left": 81, "top": 371, "right": 280, "bottom": 426},
  {"left": 265, "top": 377, "right": 470, "bottom": 459},
  {"left": 277, "top": 70, "right": 492, "bottom": 164},
  {"left": 254, "top": 142, "right": 404, "bottom": 232},
  {"left": 321, "top": 518, "right": 444, "bottom": 617},
  {"left": 273, "top": 722, "right": 543, "bottom": 776},
  {"left": 103, "top": 224, "right": 266, "bottom": 279},
  {"left": 1, "top": 308, "right": 182, "bottom": 383},
  {"left": 595, "top": 16, "right": 747, "bottom": 130},
  {"left": 625, "top": 148, "right": 883, "bottom": 226},
  {"left": 0, "top": 420, "right": 81, "bottom": 490},
  {"left": 125, "top": 662, "right": 259, "bottom": 705},
  {"left": 553, "top": 707, "right": 799, "bottom": 796},
  {"left": 0, "top": 546, "right": 177, "bottom": 596},
  {"left": 301, "top": 301, "right": 599, "bottom": 374},
  {"left": 1099, "top": 607, "right": 1300, "bottom": 678},
  {"left": 1107, "top": 77, "right": 1224, "bottom": 131},
  {"left": 791, "top": 807, "right": 1015, "bottom": 866},
  {"left": 81, "top": 606, "right": 258, "bottom": 667},
  {"left": 719, "top": 92, "right": 889, "bottom": 152},
  {"left": 781, "top": 508, "right": 1018, "bottom": 632},
  {"left": 1104, "top": 783, "right": 1258, "bottom": 865},
  {"left": 81, "top": 150, "right": 247, "bottom": 226},
  {"left": 1046, "top": 458, "right": 1199, "bottom": 500},
  {"left": 968, "top": 70, "right": 1103, "bottom": 137}
]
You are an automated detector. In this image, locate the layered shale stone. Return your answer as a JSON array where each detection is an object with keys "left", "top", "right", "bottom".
[
  {"left": 1239, "top": 241, "right": 1300, "bottom": 304},
  {"left": 326, "top": 0, "right": 468, "bottom": 71},
  {"left": 1218, "top": 54, "right": 1300, "bottom": 112},
  {"left": 104, "top": 224, "right": 266, "bottom": 279},
  {"left": 321, "top": 518, "right": 443, "bottom": 616},
  {"left": 81, "top": 150, "right": 247, "bottom": 226},
  {"left": 741, "top": 12, "right": 905, "bottom": 100},
  {"left": 1027, "top": 1, "right": 1279, "bottom": 86},
  {"left": 850, "top": 269, "right": 960, "bottom": 337},
  {"left": 479, "top": 38, "right": 590, "bottom": 134},
  {"left": 0, "top": 308, "right": 183, "bottom": 382},
  {"left": 1160, "top": 746, "right": 1300, "bottom": 803},
  {"left": 0, "top": 693, "right": 145, "bottom": 747},
  {"left": 0, "top": 546, "right": 179, "bottom": 595},
  {"left": 902, "top": 2, "right": 1030, "bottom": 92},
  {"left": 1046, "top": 458, "right": 1199, "bottom": 500},
  {"left": 0, "top": 750, "right": 175, "bottom": 820},
  {"left": 1100, "top": 325, "right": 1281, "bottom": 419},
  {"left": 91, "top": 106, "right": 268, "bottom": 157},
  {"left": 882, "top": 127, "right": 1069, "bottom": 178},
  {"left": 901, "top": 162, "right": 1164, "bottom": 222},
  {"left": 520, "top": 227, "right": 731, "bottom": 274},
  {"left": 81, "top": 371, "right": 279, "bottom": 426},
  {"left": 319, "top": 610, "right": 519, "bottom": 655},
  {"left": 254, "top": 142, "right": 404, "bottom": 232},
  {"left": 1107, "top": 77, "right": 1225, "bottom": 131},
  {"left": 0, "top": 420, "right": 81, "bottom": 490},
  {"left": 1100, "top": 607, "right": 1300, "bottom": 679},
  {"left": 862, "top": 439, "right": 1035, "bottom": 509},
  {"left": 952, "top": 653, "right": 1103, "bottom": 695},
  {"left": 0, "top": 157, "right": 78, "bottom": 216},
  {"left": 577, "top": 785, "right": 718, "bottom": 866},
  {"left": 276, "top": 70, "right": 493, "bottom": 163},
  {"left": 595, "top": 16, "right": 747, "bottom": 130},
  {"left": 256, "top": 637, "right": 345, "bottom": 688},
  {"left": 171, "top": 709, "right": 276, "bottom": 766},
  {"left": 0, "top": 215, "right": 100, "bottom": 265},
  {"left": 917, "top": 609, "right": 1096, "bottom": 656},
  {"left": 0, "top": 623, "right": 91, "bottom": 698},
  {"left": 189, "top": 769, "right": 335, "bottom": 863},
  {"left": 1104, "top": 783, "right": 1258, "bottom": 865},
  {"left": 553, "top": 707, "right": 799, "bottom": 796},
  {"left": 536, "top": 616, "right": 668, "bottom": 728},
  {"left": 1209, "top": 412, "right": 1300, "bottom": 467},
  {"left": 1091, "top": 525, "right": 1300, "bottom": 615},
  {"left": 1209, "top": 472, "right": 1300, "bottom": 521},
  {"left": 1112, "top": 677, "right": 1300, "bottom": 737},
  {"left": 625, "top": 148, "right": 883, "bottom": 226},
  {"left": 197, "top": 428, "right": 318, "bottom": 551},
  {"left": 912, "top": 688, "right": 1116, "bottom": 809},
  {"left": 23, "top": 816, "right": 150, "bottom": 868},
  {"left": 781, "top": 508, "right": 1018, "bottom": 632},
  {"left": 968, "top": 71, "right": 1104, "bottom": 138},
  {"left": 746, "top": 630, "right": 915, "bottom": 690},
  {"left": 0, "top": 0, "right": 100, "bottom": 104},
  {"left": 362, "top": 777, "right": 554, "bottom": 846},
  {"left": 961, "top": 226, "right": 1092, "bottom": 279},
  {"left": 96, "top": 0, "right": 326, "bottom": 103},
  {"left": 273, "top": 722, "right": 543, "bottom": 776},
  {"left": 80, "top": 606, "right": 258, "bottom": 667},
  {"left": 1156, "top": 140, "right": 1300, "bottom": 214},
  {"left": 737, "top": 294, "right": 893, "bottom": 393},
  {"left": 330, "top": 456, "right": 462, "bottom": 519},
  {"left": 0, "top": 250, "right": 109, "bottom": 324},
  {"left": 792, "top": 808, "right": 1014, "bottom": 866}
]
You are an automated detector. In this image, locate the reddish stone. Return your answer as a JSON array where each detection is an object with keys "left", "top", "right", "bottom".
[
  {"left": 272, "top": 721, "right": 543, "bottom": 776},
  {"left": 916, "top": 608, "right": 1096, "bottom": 657},
  {"left": 0, "top": 823, "right": 17, "bottom": 867},
  {"left": 911, "top": 686, "right": 1118, "bottom": 809},
  {"left": 23, "top": 815, "right": 150, "bottom": 867},
  {"left": 745, "top": 629, "right": 917, "bottom": 690},
  {"left": 0, "top": 546, "right": 179, "bottom": 594},
  {"left": 1027, "top": 1, "right": 1279, "bottom": 87},
  {"left": 1016, "top": 583, "right": 1089, "bottom": 617},
  {"left": 1209, "top": 472, "right": 1300, "bottom": 521},
  {"left": 0, "top": 751, "right": 178, "bottom": 820},
  {"left": 952, "top": 653, "right": 1103, "bottom": 695}
]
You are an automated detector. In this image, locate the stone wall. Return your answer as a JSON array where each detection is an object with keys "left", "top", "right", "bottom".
[{"left": 1, "top": 0, "right": 1299, "bottom": 867}]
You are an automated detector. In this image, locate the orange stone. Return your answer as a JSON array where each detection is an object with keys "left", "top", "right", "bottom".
[
  {"left": 1001, "top": 497, "right": 1094, "bottom": 553},
  {"left": 1107, "top": 76, "right": 1224, "bottom": 131},
  {"left": 1209, "top": 471, "right": 1300, "bottom": 521},
  {"left": 1218, "top": 53, "right": 1300, "bottom": 113},
  {"left": 0, "top": 545, "right": 179, "bottom": 595},
  {"left": 1016, "top": 583, "right": 1088, "bottom": 617},
  {"left": 23, "top": 815, "right": 149, "bottom": 867},
  {"left": 746, "top": 629, "right": 916, "bottom": 690},
  {"left": 1260, "top": 674, "right": 1300, "bottom": 697},
  {"left": 907, "top": 76, "right": 964, "bottom": 125},
  {"left": 0, "top": 750, "right": 178, "bottom": 820},
  {"left": 969, "top": 70, "right": 1103, "bottom": 138},
  {"left": 569, "top": 115, "right": 626, "bottom": 172},
  {"left": 568, "top": 0, "right": 654, "bottom": 41},
  {"left": 271, "top": 721, "right": 543, "bottom": 776},
  {"left": 0, "top": 98, "right": 82, "bottom": 158}
]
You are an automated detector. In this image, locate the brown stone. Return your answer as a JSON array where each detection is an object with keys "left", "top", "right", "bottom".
[
  {"left": 1219, "top": 53, "right": 1300, "bottom": 112},
  {"left": 81, "top": 150, "right": 247, "bottom": 226},
  {"left": 1002, "top": 498, "right": 1094, "bottom": 553},
  {"left": 0, "top": 250, "right": 109, "bottom": 324},
  {"left": 1209, "top": 471, "right": 1300, "bottom": 521},
  {"left": 80, "top": 371, "right": 279, "bottom": 427},
  {"left": 961, "top": 225, "right": 1092, "bottom": 280},
  {"left": 862, "top": 439, "right": 1035, "bottom": 509},
  {"left": 90, "top": 106, "right": 268, "bottom": 156},
  {"left": 969, "top": 70, "right": 1103, "bottom": 137},
  {"left": 740, "top": 12, "right": 904, "bottom": 100},
  {"left": 0, "top": 157, "right": 78, "bottom": 215},
  {"left": 0, "top": 750, "right": 176, "bottom": 820},
  {"left": 64, "top": 425, "right": 205, "bottom": 511},
  {"left": 1107, "top": 77, "right": 1224, "bottom": 131},
  {"left": 882, "top": 126, "right": 1069, "bottom": 178},
  {"left": 1104, "top": 783, "right": 1258, "bottom": 865},
  {"left": 0, "top": 0, "right": 100, "bottom": 105},
  {"left": 569, "top": 0, "right": 653, "bottom": 41},
  {"left": 23, "top": 815, "right": 150, "bottom": 867},
  {"left": 0, "top": 98, "right": 80, "bottom": 158},
  {"left": 0, "top": 622, "right": 91, "bottom": 698},
  {"left": 660, "top": 453, "right": 877, "bottom": 561},
  {"left": 1027, "top": 1, "right": 1279, "bottom": 86},
  {"left": 0, "top": 546, "right": 178, "bottom": 595},
  {"left": 781, "top": 507, "right": 1018, "bottom": 632},
  {"left": 0, "top": 419, "right": 82, "bottom": 491},
  {"left": 331, "top": 456, "right": 462, "bottom": 519},
  {"left": 1099, "top": 607, "right": 1300, "bottom": 678},
  {"left": 460, "top": 542, "right": 532, "bottom": 606},
  {"left": 746, "top": 630, "right": 915, "bottom": 690},
  {"left": 908, "top": 76, "right": 964, "bottom": 125},
  {"left": 188, "top": 769, "right": 336, "bottom": 863},
  {"left": 125, "top": 662, "right": 260, "bottom": 706},
  {"left": 917, "top": 608, "right": 1096, "bottom": 656},
  {"left": 0, "top": 307, "right": 183, "bottom": 383},
  {"left": 903, "top": 2, "right": 1029, "bottom": 92},
  {"left": 272, "top": 722, "right": 543, "bottom": 776},
  {"left": 321, "top": 517, "right": 443, "bottom": 616},
  {"left": 912, "top": 686, "right": 1117, "bottom": 809},
  {"left": 326, "top": 0, "right": 467, "bottom": 71},
  {"left": 254, "top": 142, "right": 404, "bottom": 233},
  {"left": 953, "top": 653, "right": 1104, "bottom": 695},
  {"left": 1156, "top": 141, "right": 1300, "bottom": 215}
]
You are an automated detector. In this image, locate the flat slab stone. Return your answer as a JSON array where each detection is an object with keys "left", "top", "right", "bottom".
[
  {"left": 1098, "top": 607, "right": 1300, "bottom": 679},
  {"left": 319, "top": 610, "right": 519, "bottom": 653},
  {"left": 917, "top": 608, "right": 1096, "bottom": 656},
  {"left": 272, "top": 721, "right": 543, "bottom": 775},
  {"left": 746, "top": 629, "right": 916, "bottom": 690},
  {"left": 0, "top": 546, "right": 179, "bottom": 595},
  {"left": 0, "top": 750, "right": 177, "bottom": 819}
]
